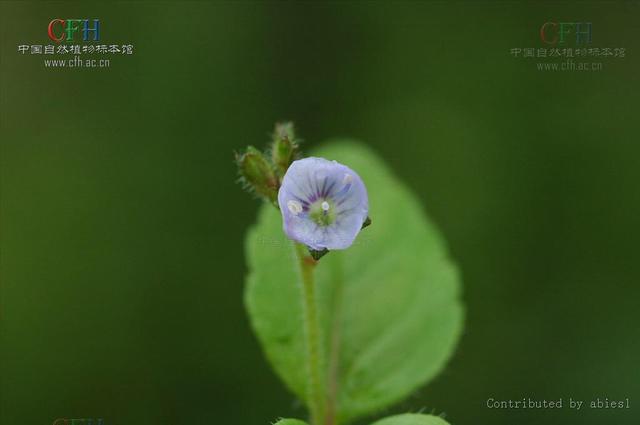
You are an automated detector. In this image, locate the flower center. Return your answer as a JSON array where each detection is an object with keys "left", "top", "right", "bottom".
[{"left": 309, "top": 198, "right": 336, "bottom": 226}]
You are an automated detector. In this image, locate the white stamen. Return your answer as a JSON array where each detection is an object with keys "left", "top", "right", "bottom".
[
  {"left": 321, "top": 201, "right": 330, "bottom": 211},
  {"left": 343, "top": 173, "right": 353, "bottom": 184},
  {"left": 287, "top": 200, "right": 303, "bottom": 215}
]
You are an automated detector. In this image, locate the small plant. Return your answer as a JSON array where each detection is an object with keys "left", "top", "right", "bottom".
[{"left": 237, "top": 123, "right": 464, "bottom": 425}]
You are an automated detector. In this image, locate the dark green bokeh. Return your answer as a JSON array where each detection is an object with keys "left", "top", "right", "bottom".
[{"left": 1, "top": 2, "right": 639, "bottom": 425}]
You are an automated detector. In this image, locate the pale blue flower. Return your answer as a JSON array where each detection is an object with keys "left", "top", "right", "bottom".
[{"left": 277, "top": 157, "right": 369, "bottom": 250}]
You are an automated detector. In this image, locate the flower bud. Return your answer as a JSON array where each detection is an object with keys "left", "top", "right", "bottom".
[
  {"left": 271, "top": 122, "right": 299, "bottom": 178},
  {"left": 237, "top": 146, "right": 278, "bottom": 203}
]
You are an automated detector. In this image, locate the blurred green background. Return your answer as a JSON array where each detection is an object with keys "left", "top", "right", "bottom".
[{"left": 1, "top": 2, "right": 639, "bottom": 425}]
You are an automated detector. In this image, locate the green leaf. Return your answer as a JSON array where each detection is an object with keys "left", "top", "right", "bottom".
[
  {"left": 370, "top": 413, "right": 451, "bottom": 425},
  {"left": 272, "top": 419, "right": 308, "bottom": 425},
  {"left": 245, "top": 142, "right": 463, "bottom": 423}
]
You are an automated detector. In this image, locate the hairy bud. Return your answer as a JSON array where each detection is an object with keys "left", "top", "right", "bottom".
[
  {"left": 271, "top": 122, "right": 299, "bottom": 178},
  {"left": 237, "top": 146, "right": 278, "bottom": 203}
]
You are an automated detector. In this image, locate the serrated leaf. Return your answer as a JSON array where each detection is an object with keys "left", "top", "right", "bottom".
[
  {"left": 245, "top": 142, "right": 463, "bottom": 424},
  {"left": 370, "top": 413, "right": 451, "bottom": 425}
]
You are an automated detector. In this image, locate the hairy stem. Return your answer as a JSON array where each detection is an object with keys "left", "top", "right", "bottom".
[{"left": 295, "top": 243, "right": 325, "bottom": 425}]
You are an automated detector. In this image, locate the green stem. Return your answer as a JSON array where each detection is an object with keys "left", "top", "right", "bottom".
[{"left": 295, "top": 243, "right": 325, "bottom": 425}]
